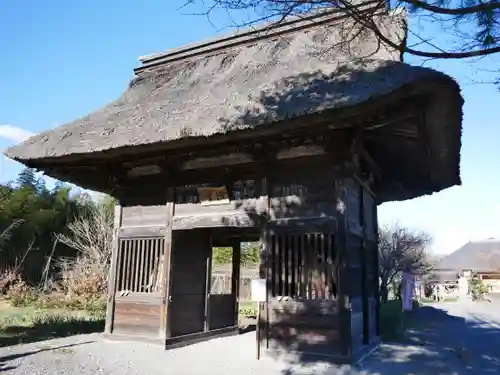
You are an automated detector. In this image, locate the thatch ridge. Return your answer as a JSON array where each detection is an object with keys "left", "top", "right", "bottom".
[{"left": 138, "top": 1, "right": 385, "bottom": 68}]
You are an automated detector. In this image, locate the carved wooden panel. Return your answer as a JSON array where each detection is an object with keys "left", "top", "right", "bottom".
[
  {"left": 198, "top": 186, "right": 230, "bottom": 205},
  {"left": 175, "top": 179, "right": 260, "bottom": 205}
]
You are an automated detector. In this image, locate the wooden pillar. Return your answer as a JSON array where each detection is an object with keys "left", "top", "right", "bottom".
[
  {"left": 204, "top": 231, "right": 213, "bottom": 332},
  {"left": 160, "top": 188, "right": 175, "bottom": 339},
  {"left": 360, "top": 187, "right": 370, "bottom": 345},
  {"left": 260, "top": 177, "right": 270, "bottom": 350},
  {"left": 231, "top": 241, "right": 241, "bottom": 326},
  {"left": 373, "top": 201, "right": 381, "bottom": 337},
  {"left": 337, "top": 179, "right": 352, "bottom": 359},
  {"left": 105, "top": 204, "right": 123, "bottom": 334}
]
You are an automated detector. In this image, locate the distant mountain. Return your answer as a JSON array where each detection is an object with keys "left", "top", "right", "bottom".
[{"left": 437, "top": 239, "right": 500, "bottom": 272}]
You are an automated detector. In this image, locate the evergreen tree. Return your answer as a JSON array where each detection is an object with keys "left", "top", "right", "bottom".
[{"left": 16, "top": 168, "right": 36, "bottom": 188}]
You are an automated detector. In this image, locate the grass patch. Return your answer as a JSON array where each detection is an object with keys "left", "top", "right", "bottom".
[
  {"left": 380, "top": 299, "right": 421, "bottom": 342},
  {"left": 238, "top": 300, "right": 257, "bottom": 317},
  {"left": 419, "top": 296, "right": 459, "bottom": 303},
  {"left": 419, "top": 298, "right": 435, "bottom": 303},
  {"left": 0, "top": 303, "right": 104, "bottom": 347}
]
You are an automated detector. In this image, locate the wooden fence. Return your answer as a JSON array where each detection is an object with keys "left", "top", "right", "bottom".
[{"left": 211, "top": 265, "right": 259, "bottom": 301}]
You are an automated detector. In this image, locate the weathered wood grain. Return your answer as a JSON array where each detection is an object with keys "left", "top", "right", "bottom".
[
  {"left": 121, "top": 205, "right": 166, "bottom": 227},
  {"left": 113, "top": 301, "right": 161, "bottom": 336},
  {"left": 105, "top": 204, "right": 123, "bottom": 334}
]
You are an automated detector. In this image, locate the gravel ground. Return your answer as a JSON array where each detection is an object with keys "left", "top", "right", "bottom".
[
  {"left": 2, "top": 301, "right": 500, "bottom": 375},
  {"left": 0, "top": 332, "right": 359, "bottom": 375}
]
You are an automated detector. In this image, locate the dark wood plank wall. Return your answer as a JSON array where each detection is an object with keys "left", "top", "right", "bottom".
[
  {"left": 268, "top": 167, "right": 338, "bottom": 221},
  {"left": 168, "top": 229, "right": 210, "bottom": 337},
  {"left": 263, "top": 300, "right": 340, "bottom": 355},
  {"left": 113, "top": 294, "right": 163, "bottom": 336},
  {"left": 208, "top": 294, "right": 235, "bottom": 330}
]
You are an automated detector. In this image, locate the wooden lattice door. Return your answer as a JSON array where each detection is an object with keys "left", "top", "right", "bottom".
[
  {"left": 112, "top": 236, "right": 165, "bottom": 336},
  {"left": 263, "top": 220, "right": 342, "bottom": 356}
]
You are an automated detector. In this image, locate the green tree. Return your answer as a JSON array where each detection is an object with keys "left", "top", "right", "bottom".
[
  {"left": 0, "top": 170, "right": 93, "bottom": 283},
  {"left": 241, "top": 242, "right": 260, "bottom": 266},
  {"left": 212, "top": 242, "right": 260, "bottom": 266},
  {"left": 16, "top": 168, "right": 36, "bottom": 188}
]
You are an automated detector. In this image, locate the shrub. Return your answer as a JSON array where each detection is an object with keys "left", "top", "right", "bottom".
[
  {"left": 424, "top": 283, "right": 434, "bottom": 298},
  {"left": 470, "top": 278, "right": 489, "bottom": 300},
  {"left": 57, "top": 257, "right": 107, "bottom": 298},
  {"left": 53, "top": 202, "right": 112, "bottom": 304},
  {"left": 0, "top": 268, "right": 21, "bottom": 294},
  {"left": 6, "top": 279, "right": 39, "bottom": 307},
  {"left": 239, "top": 306, "right": 257, "bottom": 316}
]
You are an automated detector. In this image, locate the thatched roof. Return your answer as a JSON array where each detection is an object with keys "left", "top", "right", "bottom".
[
  {"left": 4, "top": 9, "right": 463, "bottom": 203},
  {"left": 7, "top": 12, "right": 416, "bottom": 161},
  {"left": 437, "top": 239, "right": 500, "bottom": 272}
]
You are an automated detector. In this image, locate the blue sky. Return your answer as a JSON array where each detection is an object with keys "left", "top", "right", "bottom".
[{"left": 1, "top": 0, "right": 498, "bottom": 255}]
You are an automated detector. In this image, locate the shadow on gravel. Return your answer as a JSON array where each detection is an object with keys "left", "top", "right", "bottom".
[
  {"left": 0, "top": 341, "right": 93, "bottom": 372},
  {"left": 274, "top": 304, "right": 500, "bottom": 375},
  {"left": 239, "top": 323, "right": 256, "bottom": 334},
  {"left": 0, "top": 317, "right": 104, "bottom": 348}
]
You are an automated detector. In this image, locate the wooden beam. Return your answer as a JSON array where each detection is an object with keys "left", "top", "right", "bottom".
[
  {"left": 204, "top": 231, "right": 213, "bottom": 332},
  {"left": 337, "top": 183, "right": 352, "bottom": 358},
  {"left": 231, "top": 240, "right": 241, "bottom": 326},
  {"left": 373, "top": 198, "right": 381, "bottom": 337},
  {"left": 260, "top": 176, "right": 270, "bottom": 351},
  {"left": 360, "top": 187, "right": 370, "bottom": 345},
  {"left": 173, "top": 212, "right": 260, "bottom": 230},
  {"left": 160, "top": 189, "right": 175, "bottom": 339},
  {"left": 104, "top": 204, "right": 123, "bottom": 334}
]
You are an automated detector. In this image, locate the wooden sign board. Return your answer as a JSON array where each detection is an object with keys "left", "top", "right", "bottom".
[
  {"left": 197, "top": 186, "right": 230, "bottom": 205},
  {"left": 251, "top": 279, "right": 267, "bottom": 302}
]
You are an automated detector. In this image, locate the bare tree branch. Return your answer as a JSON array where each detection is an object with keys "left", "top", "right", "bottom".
[
  {"left": 182, "top": 0, "right": 500, "bottom": 62},
  {"left": 54, "top": 203, "right": 114, "bottom": 296},
  {"left": 378, "top": 223, "right": 431, "bottom": 302}
]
